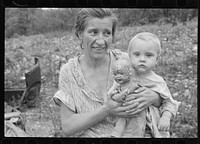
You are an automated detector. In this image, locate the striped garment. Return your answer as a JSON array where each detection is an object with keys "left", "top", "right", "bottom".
[{"left": 53, "top": 49, "right": 128, "bottom": 137}]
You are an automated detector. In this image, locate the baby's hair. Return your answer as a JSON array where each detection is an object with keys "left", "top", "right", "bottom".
[{"left": 128, "top": 32, "right": 161, "bottom": 55}]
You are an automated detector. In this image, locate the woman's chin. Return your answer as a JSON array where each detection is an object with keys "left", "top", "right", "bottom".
[{"left": 91, "top": 51, "right": 108, "bottom": 59}]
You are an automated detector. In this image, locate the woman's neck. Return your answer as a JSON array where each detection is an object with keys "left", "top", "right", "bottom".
[{"left": 81, "top": 54, "right": 109, "bottom": 70}]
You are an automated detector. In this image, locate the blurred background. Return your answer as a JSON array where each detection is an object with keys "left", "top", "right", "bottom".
[{"left": 5, "top": 8, "right": 198, "bottom": 38}]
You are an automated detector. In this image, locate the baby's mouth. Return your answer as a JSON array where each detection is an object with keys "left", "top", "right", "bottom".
[{"left": 138, "top": 64, "right": 146, "bottom": 68}]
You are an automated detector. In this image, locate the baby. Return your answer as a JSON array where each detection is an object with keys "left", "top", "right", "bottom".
[{"left": 110, "top": 32, "right": 181, "bottom": 138}]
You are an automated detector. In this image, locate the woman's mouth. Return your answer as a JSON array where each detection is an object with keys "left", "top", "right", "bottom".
[{"left": 93, "top": 47, "right": 105, "bottom": 50}]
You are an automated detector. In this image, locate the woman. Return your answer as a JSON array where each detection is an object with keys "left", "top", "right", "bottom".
[{"left": 53, "top": 8, "right": 162, "bottom": 137}]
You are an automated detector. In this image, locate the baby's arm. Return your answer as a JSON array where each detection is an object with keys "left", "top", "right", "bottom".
[
  {"left": 158, "top": 110, "right": 172, "bottom": 131},
  {"left": 155, "top": 82, "right": 180, "bottom": 131}
]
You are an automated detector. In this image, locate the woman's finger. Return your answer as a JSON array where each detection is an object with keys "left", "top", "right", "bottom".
[
  {"left": 134, "top": 86, "right": 146, "bottom": 93},
  {"left": 125, "top": 106, "right": 145, "bottom": 115},
  {"left": 125, "top": 90, "right": 147, "bottom": 101},
  {"left": 123, "top": 94, "right": 145, "bottom": 106},
  {"left": 167, "top": 127, "right": 170, "bottom": 131},
  {"left": 158, "top": 125, "right": 161, "bottom": 130},
  {"left": 124, "top": 94, "right": 136, "bottom": 102},
  {"left": 163, "top": 127, "right": 167, "bottom": 131},
  {"left": 123, "top": 102, "right": 139, "bottom": 111}
]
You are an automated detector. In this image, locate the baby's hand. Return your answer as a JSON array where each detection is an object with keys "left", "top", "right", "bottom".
[{"left": 157, "top": 116, "right": 170, "bottom": 131}]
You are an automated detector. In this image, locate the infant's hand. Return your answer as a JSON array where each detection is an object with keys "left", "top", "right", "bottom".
[{"left": 157, "top": 116, "right": 170, "bottom": 131}]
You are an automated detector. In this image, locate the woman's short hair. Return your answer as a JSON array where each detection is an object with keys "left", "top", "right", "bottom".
[
  {"left": 128, "top": 32, "right": 161, "bottom": 55},
  {"left": 74, "top": 8, "right": 118, "bottom": 42}
]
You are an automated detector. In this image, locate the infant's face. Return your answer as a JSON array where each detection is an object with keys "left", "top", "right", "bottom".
[
  {"left": 113, "top": 70, "right": 131, "bottom": 84},
  {"left": 129, "top": 39, "right": 158, "bottom": 75}
]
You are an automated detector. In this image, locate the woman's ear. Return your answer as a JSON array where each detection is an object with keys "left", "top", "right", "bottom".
[
  {"left": 112, "top": 36, "right": 115, "bottom": 43},
  {"left": 78, "top": 31, "right": 83, "bottom": 39}
]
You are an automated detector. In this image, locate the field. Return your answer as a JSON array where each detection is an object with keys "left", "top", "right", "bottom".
[{"left": 5, "top": 20, "right": 197, "bottom": 137}]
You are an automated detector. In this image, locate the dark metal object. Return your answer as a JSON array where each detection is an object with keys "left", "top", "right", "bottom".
[{"left": 5, "top": 57, "right": 41, "bottom": 108}]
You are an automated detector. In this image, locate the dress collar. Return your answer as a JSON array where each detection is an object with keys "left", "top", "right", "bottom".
[{"left": 68, "top": 50, "right": 115, "bottom": 103}]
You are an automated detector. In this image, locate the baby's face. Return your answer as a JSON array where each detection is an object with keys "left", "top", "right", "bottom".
[{"left": 129, "top": 39, "right": 158, "bottom": 75}]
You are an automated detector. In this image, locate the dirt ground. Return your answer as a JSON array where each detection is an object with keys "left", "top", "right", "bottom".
[{"left": 20, "top": 82, "right": 62, "bottom": 137}]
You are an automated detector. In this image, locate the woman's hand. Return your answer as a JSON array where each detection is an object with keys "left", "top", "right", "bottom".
[
  {"left": 104, "top": 88, "right": 140, "bottom": 118},
  {"left": 122, "top": 86, "right": 161, "bottom": 115}
]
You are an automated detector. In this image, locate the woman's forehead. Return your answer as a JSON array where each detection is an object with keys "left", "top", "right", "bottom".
[{"left": 85, "top": 17, "right": 113, "bottom": 30}]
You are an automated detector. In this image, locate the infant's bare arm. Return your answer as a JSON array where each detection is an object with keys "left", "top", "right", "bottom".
[{"left": 158, "top": 111, "right": 172, "bottom": 131}]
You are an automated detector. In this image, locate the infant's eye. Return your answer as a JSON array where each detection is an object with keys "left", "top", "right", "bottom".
[
  {"left": 146, "top": 53, "right": 153, "bottom": 57},
  {"left": 133, "top": 52, "right": 140, "bottom": 56}
]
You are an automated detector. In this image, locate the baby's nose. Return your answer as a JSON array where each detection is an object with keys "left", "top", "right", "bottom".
[{"left": 140, "top": 56, "right": 146, "bottom": 62}]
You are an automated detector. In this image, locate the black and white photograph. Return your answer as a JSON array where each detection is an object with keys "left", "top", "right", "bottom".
[{"left": 4, "top": 8, "right": 197, "bottom": 138}]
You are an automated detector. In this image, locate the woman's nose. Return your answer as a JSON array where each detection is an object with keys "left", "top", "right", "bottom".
[
  {"left": 95, "top": 39, "right": 105, "bottom": 45},
  {"left": 95, "top": 34, "right": 105, "bottom": 45}
]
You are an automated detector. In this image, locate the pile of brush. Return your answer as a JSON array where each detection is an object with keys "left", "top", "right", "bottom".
[{"left": 4, "top": 102, "right": 29, "bottom": 137}]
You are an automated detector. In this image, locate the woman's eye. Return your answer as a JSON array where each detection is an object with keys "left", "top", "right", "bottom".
[
  {"left": 104, "top": 31, "right": 111, "bottom": 36},
  {"left": 89, "top": 30, "right": 98, "bottom": 35}
]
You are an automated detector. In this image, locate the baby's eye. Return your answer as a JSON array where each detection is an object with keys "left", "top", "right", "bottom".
[
  {"left": 133, "top": 52, "right": 140, "bottom": 56},
  {"left": 146, "top": 53, "right": 153, "bottom": 57}
]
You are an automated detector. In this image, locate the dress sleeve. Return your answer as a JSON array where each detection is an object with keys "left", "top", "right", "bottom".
[
  {"left": 158, "top": 82, "right": 181, "bottom": 117},
  {"left": 53, "top": 64, "right": 76, "bottom": 112}
]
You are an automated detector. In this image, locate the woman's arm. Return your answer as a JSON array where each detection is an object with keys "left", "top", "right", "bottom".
[
  {"left": 122, "top": 86, "right": 162, "bottom": 115},
  {"left": 61, "top": 102, "right": 110, "bottom": 136},
  {"left": 61, "top": 89, "right": 140, "bottom": 136}
]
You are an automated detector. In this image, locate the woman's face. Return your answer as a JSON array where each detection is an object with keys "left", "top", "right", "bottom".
[{"left": 79, "top": 17, "right": 113, "bottom": 59}]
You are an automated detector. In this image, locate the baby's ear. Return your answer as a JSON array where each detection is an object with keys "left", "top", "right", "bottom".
[
  {"left": 130, "top": 69, "right": 136, "bottom": 76},
  {"left": 156, "top": 55, "right": 160, "bottom": 64}
]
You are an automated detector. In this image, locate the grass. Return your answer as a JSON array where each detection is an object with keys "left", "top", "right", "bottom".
[{"left": 5, "top": 21, "right": 197, "bottom": 137}]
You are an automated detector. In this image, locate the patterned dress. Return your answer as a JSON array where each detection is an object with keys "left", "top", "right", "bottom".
[{"left": 53, "top": 49, "right": 128, "bottom": 137}]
